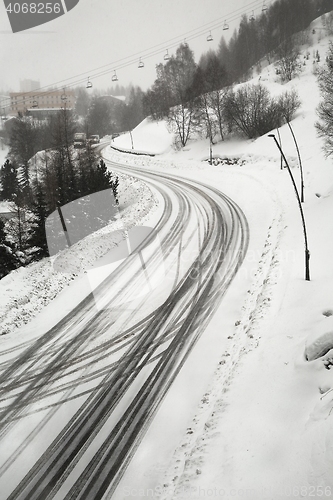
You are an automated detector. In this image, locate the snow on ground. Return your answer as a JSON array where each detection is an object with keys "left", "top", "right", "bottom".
[
  {"left": 112, "top": 117, "right": 173, "bottom": 155},
  {"left": 1, "top": 15, "right": 333, "bottom": 499},
  {"left": 106, "top": 21, "right": 333, "bottom": 499},
  {"left": 0, "top": 170, "right": 157, "bottom": 335}
]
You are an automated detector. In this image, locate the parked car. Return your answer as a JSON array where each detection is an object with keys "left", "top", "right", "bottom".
[
  {"left": 88, "top": 135, "right": 100, "bottom": 144},
  {"left": 73, "top": 132, "right": 86, "bottom": 148}
]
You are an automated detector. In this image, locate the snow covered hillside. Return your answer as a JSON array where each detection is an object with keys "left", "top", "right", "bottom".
[
  {"left": 109, "top": 18, "right": 333, "bottom": 498},
  {"left": 1, "top": 14, "right": 333, "bottom": 499}
]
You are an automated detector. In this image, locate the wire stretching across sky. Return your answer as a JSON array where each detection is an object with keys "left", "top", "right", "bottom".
[{"left": 2, "top": 0, "right": 270, "bottom": 110}]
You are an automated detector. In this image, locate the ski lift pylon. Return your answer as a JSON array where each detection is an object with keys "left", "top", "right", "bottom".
[
  {"left": 86, "top": 77, "right": 92, "bottom": 89},
  {"left": 207, "top": 30, "right": 213, "bottom": 42},
  {"left": 112, "top": 70, "right": 118, "bottom": 82}
]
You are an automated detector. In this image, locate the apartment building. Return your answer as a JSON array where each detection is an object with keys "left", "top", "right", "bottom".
[{"left": 9, "top": 89, "right": 75, "bottom": 116}]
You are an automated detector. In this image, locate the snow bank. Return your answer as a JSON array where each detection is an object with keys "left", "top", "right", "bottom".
[
  {"left": 0, "top": 170, "right": 158, "bottom": 336},
  {"left": 111, "top": 117, "right": 173, "bottom": 155}
]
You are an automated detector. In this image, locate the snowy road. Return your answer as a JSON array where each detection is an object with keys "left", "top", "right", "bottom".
[{"left": 0, "top": 156, "right": 249, "bottom": 499}]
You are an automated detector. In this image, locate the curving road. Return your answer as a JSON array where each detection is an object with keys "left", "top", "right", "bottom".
[{"left": 0, "top": 153, "right": 249, "bottom": 499}]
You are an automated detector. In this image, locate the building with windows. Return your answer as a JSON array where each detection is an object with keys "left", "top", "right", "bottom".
[{"left": 9, "top": 89, "right": 75, "bottom": 117}]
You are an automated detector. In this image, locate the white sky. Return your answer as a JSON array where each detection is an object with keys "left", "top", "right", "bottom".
[{"left": 0, "top": 0, "right": 270, "bottom": 94}]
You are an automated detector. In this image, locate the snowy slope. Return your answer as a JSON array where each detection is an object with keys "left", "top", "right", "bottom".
[
  {"left": 1, "top": 14, "right": 333, "bottom": 499},
  {"left": 105, "top": 19, "right": 333, "bottom": 499},
  {"left": 112, "top": 117, "right": 173, "bottom": 155},
  {"left": 0, "top": 170, "right": 157, "bottom": 335}
]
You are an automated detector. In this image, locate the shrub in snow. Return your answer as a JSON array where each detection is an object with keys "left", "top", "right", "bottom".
[
  {"left": 316, "top": 41, "right": 333, "bottom": 157},
  {"left": 222, "top": 83, "right": 301, "bottom": 139},
  {"left": 274, "top": 40, "right": 302, "bottom": 82},
  {"left": 276, "top": 89, "right": 302, "bottom": 123}
]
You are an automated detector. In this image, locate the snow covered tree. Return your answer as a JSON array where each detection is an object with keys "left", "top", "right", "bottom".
[
  {"left": 5, "top": 198, "right": 31, "bottom": 252},
  {"left": 316, "top": 42, "right": 333, "bottom": 157},
  {"left": 27, "top": 187, "right": 49, "bottom": 258}
]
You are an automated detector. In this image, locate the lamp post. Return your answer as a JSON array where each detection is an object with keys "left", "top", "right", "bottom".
[
  {"left": 129, "top": 130, "right": 134, "bottom": 150},
  {"left": 276, "top": 128, "right": 283, "bottom": 170},
  {"left": 268, "top": 134, "right": 310, "bottom": 281},
  {"left": 285, "top": 119, "right": 304, "bottom": 202}
]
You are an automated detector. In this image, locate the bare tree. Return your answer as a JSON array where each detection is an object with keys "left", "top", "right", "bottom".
[
  {"left": 223, "top": 83, "right": 300, "bottom": 139},
  {"left": 316, "top": 42, "right": 333, "bottom": 157},
  {"left": 275, "top": 40, "right": 302, "bottom": 82},
  {"left": 144, "top": 43, "right": 199, "bottom": 147}
]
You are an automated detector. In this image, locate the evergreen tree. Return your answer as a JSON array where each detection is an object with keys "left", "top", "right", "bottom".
[
  {"left": 122, "top": 86, "right": 146, "bottom": 130},
  {"left": 93, "top": 159, "right": 113, "bottom": 192},
  {"left": 111, "top": 174, "right": 119, "bottom": 205},
  {"left": 0, "top": 219, "right": 18, "bottom": 279},
  {"left": 27, "top": 187, "right": 49, "bottom": 258},
  {"left": 87, "top": 96, "right": 113, "bottom": 137},
  {"left": 74, "top": 87, "right": 91, "bottom": 118},
  {"left": 0, "top": 159, "right": 18, "bottom": 201}
]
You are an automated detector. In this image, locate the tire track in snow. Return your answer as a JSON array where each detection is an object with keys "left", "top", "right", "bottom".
[{"left": 0, "top": 160, "right": 249, "bottom": 499}]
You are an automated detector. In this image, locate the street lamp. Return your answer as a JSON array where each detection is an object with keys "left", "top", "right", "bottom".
[
  {"left": 129, "top": 130, "right": 134, "bottom": 150},
  {"left": 285, "top": 119, "right": 305, "bottom": 202},
  {"left": 268, "top": 134, "right": 310, "bottom": 281}
]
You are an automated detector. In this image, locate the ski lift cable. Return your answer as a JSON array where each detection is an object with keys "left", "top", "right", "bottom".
[
  {"left": 6, "top": 2, "right": 262, "bottom": 110},
  {"left": 32, "top": 0, "right": 267, "bottom": 86},
  {"left": 3, "top": 0, "right": 267, "bottom": 109},
  {"left": 4, "top": 0, "right": 265, "bottom": 105}
]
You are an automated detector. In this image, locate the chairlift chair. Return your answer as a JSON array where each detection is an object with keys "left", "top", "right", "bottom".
[
  {"left": 262, "top": 2, "right": 268, "bottom": 12},
  {"left": 86, "top": 77, "right": 93, "bottom": 89},
  {"left": 61, "top": 92, "right": 67, "bottom": 101},
  {"left": 249, "top": 10, "right": 255, "bottom": 21},
  {"left": 223, "top": 20, "right": 229, "bottom": 30},
  {"left": 164, "top": 49, "right": 170, "bottom": 61},
  {"left": 183, "top": 39, "right": 189, "bottom": 48},
  {"left": 207, "top": 31, "right": 213, "bottom": 42},
  {"left": 138, "top": 58, "right": 144, "bottom": 68},
  {"left": 32, "top": 100, "right": 38, "bottom": 108},
  {"left": 112, "top": 70, "right": 118, "bottom": 82}
]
